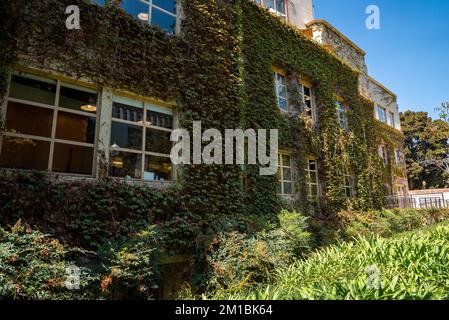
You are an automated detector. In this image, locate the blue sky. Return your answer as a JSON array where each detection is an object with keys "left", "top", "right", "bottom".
[{"left": 312, "top": 0, "right": 449, "bottom": 119}]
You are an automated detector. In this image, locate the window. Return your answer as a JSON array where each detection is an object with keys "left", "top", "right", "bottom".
[
  {"left": 378, "top": 145, "right": 389, "bottom": 165},
  {"left": 377, "top": 105, "right": 387, "bottom": 123},
  {"left": 394, "top": 148, "right": 403, "bottom": 166},
  {"left": 277, "top": 153, "right": 293, "bottom": 195},
  {"left": 299, "top": 82, "right": 315, "bottom": 122},
  {"left": 396, "top": 185, "right": 406, "bottom": 196},
  {"left": 388, "top": 111, "right": 395, "bottom": 128},
  {"left": 344, "top": 171, "right": 354, "bottom": 198},
  {"left": 305, "top": 159, "right": 319, "bottom": 197},
  {"left": 255, "top": 0, "right": 287, "bottom": 19},
  {"left": 274, "top": 72, "right": 288, "bottom": 111},
  {"left": 336, "top": 100, "right": 349, "bottom": 131},
  {"left": 109, "top": 95, "right": 174, "bottom": 181},
  {"left": 0, "top": 72, "right": 97, "bottom": 175},
  {"left": 120, "top": 0, "right": 177, "bottom": 35}
]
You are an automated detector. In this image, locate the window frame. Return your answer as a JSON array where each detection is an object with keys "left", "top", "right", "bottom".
[
  {"left": 344, "top": 170, "right": 355, "bottom": 198},
  {"left": 116, "top": 0, "right": 180, "bottom": 35},
  {"left": 254, "top": 0, "right": 288, "bottom": 19},
  {"left": 377, "top": 105, "right": 387, "bottom": 123},
  {"left": 336, "top": 99, "right": 349, "bottom": 132},
  {"left": 299, "top": 80, "right": 316, "bottom": 123},
  {"left": 305, "top": 158, "right": 319, "bottom": 197},
  {"left": 109, "top": 94, "right": 174, "bottom": 182},
  {"left": 378, "top": 145, "right": 389, "bottom": 165},
  {"left": 0, "top": 71, "right": 99, "bottom": 176},
  {"left": 388, "top": 111, "right": 395, "bottom": 128},
  {"left": 274, "top": 71, "right": 288, "bottom": 112},
  {"left": 277, "top": 152, "right": 293, "bottom": 196}
]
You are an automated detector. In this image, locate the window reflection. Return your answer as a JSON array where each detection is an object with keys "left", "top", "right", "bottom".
[
  {"left": 109, "top": 151, "right": 142, "bottom": 179},
  {"left": 0, "top": 137, "right": 50, "bottom": 170},
  {"left": 110, "top": 122, "right": 143, "bottom": 150},
  {"left": 9, "top": 74, "right": 56, "bottom": 105},
  {"left": 144, "top": 155, "right": 172, "bottom": 181},
  {"left": 56, "top": 112, "right": 96, "bottom": 144},
  {"left": 52, "top": 143, "right": 94, "bottom": 175},
  {"left": 5, "top": 101, "right": 53, "bottom": 137}
]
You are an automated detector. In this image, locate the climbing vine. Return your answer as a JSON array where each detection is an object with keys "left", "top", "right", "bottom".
[{"left": 0, "top": 0, "right": 397, "bottom": 231}]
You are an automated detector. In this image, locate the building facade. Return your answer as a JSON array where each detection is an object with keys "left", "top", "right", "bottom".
[{"left": 0, "top": 0, "right": 408, "bottom": 215}]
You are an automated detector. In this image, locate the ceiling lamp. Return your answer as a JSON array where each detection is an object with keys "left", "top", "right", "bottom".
[
  {"left": 80, "top": 104, "right": 97, "bottom": 112},
  {"left": 138, "top": 12, "right": 149, "bottom": 21}
]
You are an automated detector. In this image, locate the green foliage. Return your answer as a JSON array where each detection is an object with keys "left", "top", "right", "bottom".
[
  {"left": 97, "top": 226, "right": 163, "bottom": 299},
  {"left": 0, "top": 221, "right": 94, "bottom": 299},
  {"left": 338, "top": 208, "right": 449, "bottom": 240},
  {"left": 206, "top": 223, "right": 449, "bottom": 300},
  {"left": 401, "top": 110, "right": 449, "bottom": 188},
  {"left": 0, "top": 169, "right": 190, "bottom": 252},
  {"left": 201, "top": 210, "right": 310, "bottom": 294}
]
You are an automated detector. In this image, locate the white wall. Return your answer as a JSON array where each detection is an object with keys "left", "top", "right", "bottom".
[{"left": 288, "top": 0, "right": 314, "bottom": 29}]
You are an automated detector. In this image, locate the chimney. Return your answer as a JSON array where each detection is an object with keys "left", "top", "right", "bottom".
[{"left": 288, "top": 0, "right": 314, "bottom": 29}]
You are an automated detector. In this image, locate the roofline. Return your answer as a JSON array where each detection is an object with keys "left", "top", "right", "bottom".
[
  {"left": 305, "top": 19, "right": 366, "bottom": 56},
  {"left": 368, "top": 76, "right": 397, "bottom": 98}
]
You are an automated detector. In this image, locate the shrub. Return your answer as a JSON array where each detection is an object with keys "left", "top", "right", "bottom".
[
  {"left": 0, "top": 220, "right": 95, "bottom": 299},
  {"left": 338, "top": 208, "right": 449, "bottom": 240},
  {"left": 97, "top": 226, "right": 164, "bottom": 300},
  {"left": 207, "top": 223, "right": 449, "bottom": 300},
  {"left": 203, "top": 210, "right": 311, "bottom": 293}
]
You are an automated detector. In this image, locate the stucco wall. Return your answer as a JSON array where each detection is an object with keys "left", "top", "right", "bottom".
[{"left": 288, "top": 0, "right": 314, "bottom": 29}]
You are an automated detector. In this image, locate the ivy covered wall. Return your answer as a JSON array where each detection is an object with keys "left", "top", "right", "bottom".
[{"left": 0, "top": 0, "right": 401, "bottom": 224}]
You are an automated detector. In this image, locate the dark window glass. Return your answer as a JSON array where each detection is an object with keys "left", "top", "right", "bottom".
[
  {"left": 153, "top": 0, "right": 176, "bottom": 14},
  {"left": 59, "top": 84, "right": 97, "bottom": 113},
  {"left": 109, "top": 151, "right": 142, "bottom": 179},
  {"left": 282, "top": 167, "right": 291, "bottom": 180},
  {"left": 146, "top": 128, "right": 172, "bottom": 154},
  {"left": 152, "top": 7, "right": 176, "bottom": 34},
  {"left": 283, "top": 182, "right": 292, "bottom": 195},
  {"left": 112, "top": 102, "right": 144, "bottom": 123},
  {"left": 5, "top": 101, "right": 53, "bottom": 137},
  {"left": 9, "top": 75, "right": 56, "bottom": 105},
  {"left": 144, "top": 155, "right": 172, "bottom": 181},
  {"left": 147, "top": 110, "right": 173, "bottom": 129},
  {"left": 0, "top": 137, "right": 49, "bottom": 170},
  {"left": 56, "top": 112, "right": 96, "bottom": 144},
  {"left": 111, "top": 122, "right": 143, "bottom": 150},
  {"left": 52, "top": 143, "right": 93, "bottom": 175}
]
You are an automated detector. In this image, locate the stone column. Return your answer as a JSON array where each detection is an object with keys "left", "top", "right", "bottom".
[{"left": 96, "top": 87, "right": 113, "bottom": 179}]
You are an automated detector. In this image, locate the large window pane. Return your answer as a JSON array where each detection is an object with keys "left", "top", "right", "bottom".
[
  {"left": 276, "top": 0, "right": 286, "bottom": 14},
  {"left": 0, "top": 137, "right": 49, "bottom": 170},
  {"left": 121, "top": 0, "right": 149, "bottom": 21},
  {"left": 52, "top": 143, "right": 93, "bottom": 175},
  {"left": 56, "top": 112, "right": 96, "bottom": 144},
  {"left": 265, "top": 0, "right": 275, "bottom": 9},
  {"left": 112, "top": 102, "right": 144, "bottom": 123},
  {"left": 146, "top": 128, "right": 172, "bottom": 154},
  {"left": 144, "top": 155, "right": 172, "bottom": 181},
  {"left": 59, "top": 84, "right": 97, "bottom": 113},
  {"left": 5, "top": 101, "right": 53, "bottom": 137},
  {"left": 151, "top": 7, "right": 176, "bottom": 34},
  {"left": 111, "top": 122, "right": 143, "bottom": 150},
  {"left": 9, "top": 74, "right": 56, "bottom": 105},
  {"left": 153, "top": 0, "right": 176, "bottom": 14},
  {"left": 109, "top": 151, "right": 142, "bottom": 179}
]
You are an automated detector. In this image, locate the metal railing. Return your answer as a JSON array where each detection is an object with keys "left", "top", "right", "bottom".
[{"left": 385, "top": 196, "right": 417, "bottom": 209}]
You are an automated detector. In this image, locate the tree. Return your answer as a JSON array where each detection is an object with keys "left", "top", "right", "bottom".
[{"left": 400, "top": 109, "right": 449, "bottom": 190}]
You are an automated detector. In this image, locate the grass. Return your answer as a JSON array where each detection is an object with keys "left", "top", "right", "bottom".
[{"left": 205, "top": 223, "right": 449, "bottom": 300}]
